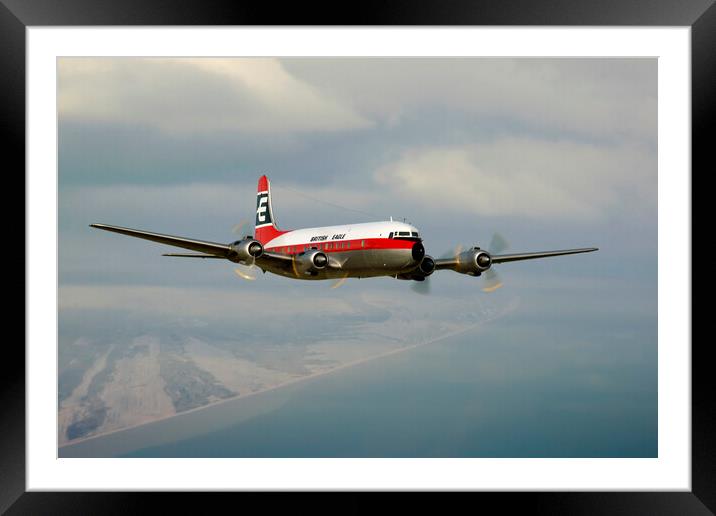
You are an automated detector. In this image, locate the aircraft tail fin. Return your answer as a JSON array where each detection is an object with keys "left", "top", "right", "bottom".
[{"left": 255, "top": 175, "right": 287, "bottom": 244}]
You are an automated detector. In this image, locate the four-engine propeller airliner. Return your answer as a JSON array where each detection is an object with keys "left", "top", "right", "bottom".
[{"left": 90, "top": 175, "right": 598, "bottom": 291}]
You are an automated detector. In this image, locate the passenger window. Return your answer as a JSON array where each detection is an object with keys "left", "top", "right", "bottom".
[
  {"left": 346, "top": 242, "right": 351, "bottom": 249},
  {"left": 361, "top": 240, "right": 365, "bottom": 248}
]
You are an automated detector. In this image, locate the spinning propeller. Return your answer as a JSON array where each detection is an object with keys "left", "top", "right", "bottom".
[
  {"left": 481, "top": 233, "right": 508, "bottom": 293},
  {"left": 412, "top": 233, "right": 510, "bottom": 294},
  {"left": 231, "top": 219, "right": 260, "bottom": 281}
]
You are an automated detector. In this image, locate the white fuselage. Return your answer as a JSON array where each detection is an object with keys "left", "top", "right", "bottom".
[{"left": 262, "top": 221, "right": 424, "bottom": 280}]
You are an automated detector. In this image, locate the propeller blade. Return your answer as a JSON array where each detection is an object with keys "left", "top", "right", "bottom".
[
  {"left": 454, "top": 244, "right": 464, "bottom": 264},
  {"left": 231, "top": 219, "right": 251, "bottom": 238},
  {"left": 330, "top": 275, "right": 349, "bottom": 289},
  {"left": 234, "top": 256, "right": 259, "bottom": 281},
  {"left": 489, "top": 233, "right": 509, "bottom": 255},
  {"left": 234, "top": 266, "right": 257, "bottom": 281},
  {"left": 481, "top": 269, "right": 503, "bottom": 293},
  {"left": 410, "top": 277, "right": 431, "bottom": 295},
  {"left": 439, "top": 244, "right": 464, "bottom": 261}
]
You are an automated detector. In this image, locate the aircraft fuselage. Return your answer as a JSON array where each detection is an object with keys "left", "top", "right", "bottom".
[{"left": 258, "top": 220, "right": 423, "bottom": 280}]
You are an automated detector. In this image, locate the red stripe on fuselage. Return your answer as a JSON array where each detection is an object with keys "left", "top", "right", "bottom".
[{"left": 265, "top": 237, "right": 416, "bottom": 255}]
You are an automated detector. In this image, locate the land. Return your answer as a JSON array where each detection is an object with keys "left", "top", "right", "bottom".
[{"left": 58, "top": 293, "right": 507, "bottom": 446}]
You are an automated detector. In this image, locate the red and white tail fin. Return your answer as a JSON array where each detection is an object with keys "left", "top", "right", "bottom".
[{"left": 255, "top": 175, "right": 287, "bottom": 244}]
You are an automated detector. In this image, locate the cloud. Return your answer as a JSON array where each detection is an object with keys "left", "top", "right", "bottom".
[
  {"left": 59, "top": 285, "right": 357, "bottom": 320},
  {"left": 60, "top": 130, "right": 654, "bottom": 227},
  {"left": 57, "top": 58, "right": 657, "bottom": 294},
  {"left": 374, "top": 138, "right": 656, "bottom": 220},
  {"left": 58, "top": 58, "right": 372, "bottom": 134},
  {"left": 284, "top": 58, "right": 657, "bottom": 143},
  {"left": 60, "top": 181, "right": 380, "bottom": 231},
  {"left": 58, "top": 58, "right": 656, "bottom": 143},
  {"left": 57, "top": 283, "right": 496, "bottom": 323}
]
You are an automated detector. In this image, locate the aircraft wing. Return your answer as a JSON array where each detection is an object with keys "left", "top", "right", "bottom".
[
  {"left": 161, "top": 251, "right": 297, "bottom": 274},
  {"left": 90, "top": 223, "right": 232, "bottom": 257},
  {"left": 256, "top": 251, "right": 294, "bottom": 267},
  {"left": 90, "top": 223, "right": 330, "bottom": 273},
  {"left": 434, "top": 257, "right": 464, "bottom": 270},
  {"left": 491, "top": 248, "right": 598, "bottom": 263},
  {"left": 434, "top": 247, "right": 597, "bottom": 270},
  {"left": 256, "top": 251, "right": 348, "bottom": 276},
  {"left": 162, "top": 253, "right": 225, "bottom": 258}
]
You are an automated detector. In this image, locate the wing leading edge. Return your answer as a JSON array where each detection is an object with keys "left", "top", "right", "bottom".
[
  {"left": 90, "top": 223, "right": 296, "bottom": 269},
  {"left": 90, "top": 223, "right": 231, "bottom": 257},
  {"left": 434, "top": 247, "right": 598, "bottom": 270},
  {"left": 491, "top": 247, "right": 598, "bottom": 264}
]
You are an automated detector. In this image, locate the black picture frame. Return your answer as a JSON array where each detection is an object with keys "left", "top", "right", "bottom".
[{"left": 6, "top": 0, "right": 708, "bottom": 512}]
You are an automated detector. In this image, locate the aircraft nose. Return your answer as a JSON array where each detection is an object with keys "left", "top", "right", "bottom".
[{"left": 411, "top": 242, "right": 425, "bottom": 262}]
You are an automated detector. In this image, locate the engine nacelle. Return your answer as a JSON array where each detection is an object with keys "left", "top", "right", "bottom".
[
  {"left": 293, "top": 249, "right": 328, "bottom": 275},
  {"left": 417, "top": 255, "right": 436, "bottom": 277},
  {"left": 398, "top": 255, "right": 435, "bottom": 281},
  {"left": 227, "top": 239, "right": 263, "bottom": 263},
  {"left": 454, "top": 248, "right": 492, "bottom": 276}
]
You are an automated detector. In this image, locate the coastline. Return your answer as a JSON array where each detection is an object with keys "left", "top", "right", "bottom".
[{"left": 59, "top": 300, "right": 517, "bottom": 452}]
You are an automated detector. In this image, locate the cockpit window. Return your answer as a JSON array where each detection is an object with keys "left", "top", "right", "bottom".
[
  {"left": 388, "top": 232, "right": 394, "bottom": 239},
  {"left": 392, "top": 230, "right": 420, "bottom": 241}
]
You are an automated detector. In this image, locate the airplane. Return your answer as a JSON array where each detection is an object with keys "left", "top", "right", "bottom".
[{"left": 90, "top": 175, "right": 598, "bottom": 292}]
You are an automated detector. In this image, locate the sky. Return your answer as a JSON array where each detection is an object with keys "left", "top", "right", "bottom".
[{"left": 57, "top": 58, "right": 657, "bottom": 457}]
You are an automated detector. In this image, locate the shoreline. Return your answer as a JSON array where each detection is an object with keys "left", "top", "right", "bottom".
[{"left": 59, "top": 302, "right": 516, "bottom": 451}]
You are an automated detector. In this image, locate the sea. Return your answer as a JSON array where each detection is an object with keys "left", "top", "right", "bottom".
[{"left": 59, "top": 306, "right": 657, "bottom": 458}]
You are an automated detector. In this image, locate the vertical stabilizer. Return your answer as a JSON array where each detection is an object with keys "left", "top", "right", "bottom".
[{"left": 255, "top": 175, "right": 287, "bottom": 244}]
